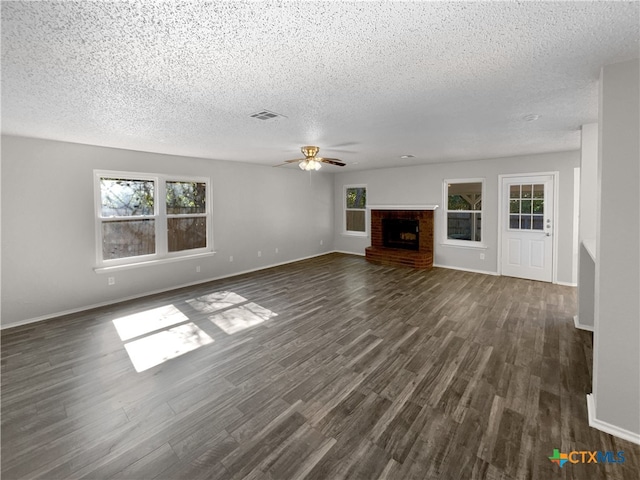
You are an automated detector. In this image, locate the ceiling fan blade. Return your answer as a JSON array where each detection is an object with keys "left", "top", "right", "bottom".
[
  {"left": 326, "top": 141, "right": 359, "bottom": 153},
  {"left": 273, "top": 158, "right": 304, "bottom": 167},
  {"left": 326, "top": 149, "right": 357, "bottom": 154},
  {"left": 318, "top": 157, "right": 346, "bottom": 166}
]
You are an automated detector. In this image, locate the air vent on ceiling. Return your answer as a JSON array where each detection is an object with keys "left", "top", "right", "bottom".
[{"left": 250, "top": 110, "right": 286, "bottom": 120}]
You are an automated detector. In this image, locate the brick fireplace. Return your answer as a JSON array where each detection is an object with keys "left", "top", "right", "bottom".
[{"left": 365, "top": 206, "right": 437, "bottom": 269}]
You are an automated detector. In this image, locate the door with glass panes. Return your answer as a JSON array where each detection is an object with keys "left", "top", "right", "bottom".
[{"left": 501, "top": 174, "right": 554, "bottom": 282}]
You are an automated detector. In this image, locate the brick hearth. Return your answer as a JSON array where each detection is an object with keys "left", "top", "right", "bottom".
[{"left": 365, "top": 209, "right": 434, "bottom": 269}]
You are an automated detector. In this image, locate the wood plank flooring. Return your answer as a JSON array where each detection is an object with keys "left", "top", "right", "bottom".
[{"left": 2, "top": 253, "right": 638, "bottom": 479}]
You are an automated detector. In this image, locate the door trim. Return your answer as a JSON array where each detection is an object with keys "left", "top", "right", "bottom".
[{"left": 497, "top": 171, "right": 560, "bottom": 283}]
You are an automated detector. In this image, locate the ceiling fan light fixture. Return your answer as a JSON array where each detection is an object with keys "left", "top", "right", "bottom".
[{"left": 299, "top": 158, "right": 321, "bottom": 171}]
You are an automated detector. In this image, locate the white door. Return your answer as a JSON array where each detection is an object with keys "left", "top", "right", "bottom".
[{"left": 501, "top": 175, "right": 555, "bottom": 282}]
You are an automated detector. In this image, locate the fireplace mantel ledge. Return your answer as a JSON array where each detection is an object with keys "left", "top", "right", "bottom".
[{"left": 367, "top": 204, "right": 439, "bottom": 210}]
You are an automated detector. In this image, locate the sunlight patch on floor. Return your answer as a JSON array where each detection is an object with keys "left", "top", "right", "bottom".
[
  {"left": 112, "top": 304, "right": 189, "bottom": 341},
  {"left": 186, "top": 291, "right": 248, "bottom": 313},
  {"left": 113, "top": 291, "right": 277, "bottom": 372},
  {"left": 209, "top": 302, "right": 278, "bottom": 334},
  {"left": 123, "top": 323, "right": 213, "bottom": 372}
]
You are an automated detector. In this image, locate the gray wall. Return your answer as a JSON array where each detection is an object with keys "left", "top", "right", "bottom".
[
  {"left": 580, "top": 123, "right": 598, "bottom": 243},
  {"left": 1, "top": 136, "right": 334, "bottom": 327},
  {"left": 333, "top": 151, "right": 579, "bottom": 283},
  {"left": 0, "top": 136, "right": 581, "bottom": 327},
  {"left": 578, "top": 243, "right": 595, "bottom": 329},
  {"left": 593, "top": 58, "right": 640, "bottom": 437},
  {"left": 576, "top": 123, "right": 598, "bottom": 330}
]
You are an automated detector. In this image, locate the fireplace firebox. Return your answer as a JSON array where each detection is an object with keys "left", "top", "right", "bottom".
[
  {"left": 365, "top": 206, "right": 437, "bottom": 269},
  {"left": 382, "top": 219, "right": 419, "bottom": 250}
]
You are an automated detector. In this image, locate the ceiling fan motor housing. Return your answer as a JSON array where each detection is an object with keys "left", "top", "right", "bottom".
[{"left": 301, "top": 146, "right": 320, "bottom": 157}]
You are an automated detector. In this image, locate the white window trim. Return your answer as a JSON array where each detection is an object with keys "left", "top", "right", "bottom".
[
  {"left": 343, "top": 184, "right": 368, "bottom": 237},
  {"left": 94, "top": 170, "right": 213, "bottom": 270},
  {"left": 442, "top": 178, "right": 486, "bottom": 249}
]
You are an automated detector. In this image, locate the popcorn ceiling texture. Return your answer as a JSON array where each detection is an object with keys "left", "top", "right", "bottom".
[{"left": 1, "top": 1, "right": 638, "bottom": 169}]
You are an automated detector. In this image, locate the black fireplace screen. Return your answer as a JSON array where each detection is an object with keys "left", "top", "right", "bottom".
[{"left": 382, "top": 219, "right": 419, "bottom": 250}]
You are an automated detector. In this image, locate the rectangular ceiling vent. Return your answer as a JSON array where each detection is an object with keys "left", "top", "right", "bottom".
[{"left": 250, "top": 109, "right": 286, "bottom": 121}]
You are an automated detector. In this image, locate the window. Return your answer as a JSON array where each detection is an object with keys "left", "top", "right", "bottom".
[
  {"left": 95, "top": 171, "right": 211, "bottom": 267},
  {"left": 166, "top": 181, "right": 208, "bottom": 251},
  {"left": 509, "top": 183, "right": 544, "bottom": 230},
  {"left": 344, "top": 185, "right": 367, "bottom": 235},
  {"left": 444, "top": 179, "right": 484, "bottom": 246}
]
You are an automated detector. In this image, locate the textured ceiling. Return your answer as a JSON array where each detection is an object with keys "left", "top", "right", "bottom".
[{"left": 1, "top": 1, "right": 639, "bottom": 171}]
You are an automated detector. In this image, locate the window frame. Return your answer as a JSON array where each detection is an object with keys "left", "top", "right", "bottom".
[
  {"left": 343, "top": 184, "right": 368, "bottom": 237},
  {"left": 442, "top": 178, "right": 486, "bottom": 249},
  {"left": 94, "top": 170, "right": 213, "bottom": 270}
]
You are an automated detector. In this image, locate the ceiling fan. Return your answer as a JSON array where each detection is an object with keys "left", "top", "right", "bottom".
[{"left": 274, "top": 146, "right": 346, "bottom": 171}]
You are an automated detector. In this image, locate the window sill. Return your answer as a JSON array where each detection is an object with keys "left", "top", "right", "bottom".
[
  {"left": 342, "top": 231, "right": 368, "bottom": 238},
  {"left": 440, "top": 241, "right": 487, "bottom": 250},
  {"left": 95, "top": 251, "right": 216, "bottom": 273}
]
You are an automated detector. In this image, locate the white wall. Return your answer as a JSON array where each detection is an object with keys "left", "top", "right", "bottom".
[
  {"left": 1, "top": 135, "right": 334, "bottom": 327},
  {"left": 592, "top": 58, "right": 640, "bottom": 441},
  {"left": 333, "top": 151, "right": 580, "bottom": 283}
]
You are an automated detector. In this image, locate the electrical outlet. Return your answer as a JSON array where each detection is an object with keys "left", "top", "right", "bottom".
[
  {"left": 480, "top": 253, "right": 485, "bottom": 260},
  {"left": 108, "top": 277, "right": 115, "bottom": 286},
  {"left": 275, "top": 247, "right": 279, "bottom": 254},
  {"left": 258, "top": 251, "right": 262, "bottom": 257},
  {"left": 196, "top": 265, "right": 201, "bottom": 273},
  {"left": 320, "top": 239, "right": 324, "bottom": 246},
  {"left": 229, "top": 255, "right": 234, "bottom": 262}
]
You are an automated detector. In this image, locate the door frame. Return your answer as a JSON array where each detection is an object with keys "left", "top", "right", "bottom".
[{"left": 497, "top": 171, "right": 560, "bottom": 283}]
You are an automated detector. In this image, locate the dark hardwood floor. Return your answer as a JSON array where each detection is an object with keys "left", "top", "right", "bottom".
[{"left": 2, "top": 253, "right": 638, "bottom": 479}]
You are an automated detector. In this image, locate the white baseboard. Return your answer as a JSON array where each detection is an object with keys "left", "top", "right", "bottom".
[
  {"left": 1, "top": 251, "right": 336, "bottom": 331},
  {"left": 334, "top": 250, "right": 366, "bottom": 257},
  {"left": 556, "top": 280, "right": 578, "bottom": 287},
  {"left": 586, "top": 394, "right": 640, "bottom": 445},
  {"left": 432, "top": 264, "right": 499, "bottom": 276},
  {"left": 573, "top": 315, "right": 594, "bottom": 332}
]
